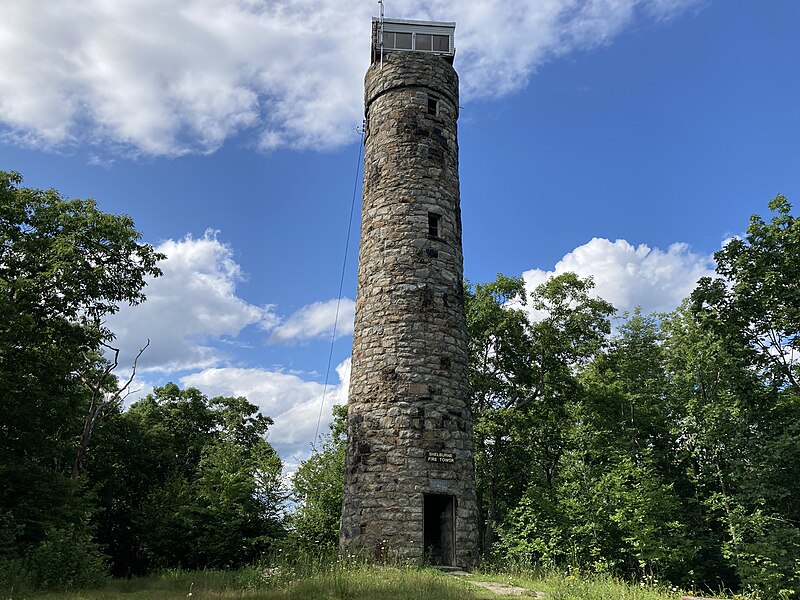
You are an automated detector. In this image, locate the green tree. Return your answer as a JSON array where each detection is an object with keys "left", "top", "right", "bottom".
[
  {"left": 561, "top": 310, "right": 693, "bottom": 581},
  {"left": 684, "top": 195, "right": 800, "bottom": 595},
  {"left": 470, "top": 197, "right": 800, "bottom": 596},
  {"left": 522, "top": 273, "right": 615, "bottom": 492},
  {"left": 661, "top": 301, "right": 747, "bottom": 590},
  {"left": 193, "top": 396, "right": 285, "bottom": 567},
  {"left": 466, "top": 273, "right": 614, "bottom": 555},
  {"left": 693, "top": 195, "right": 800, "bottom": 393},
  {"left": 87, "top": 384, "right": 285, "bottom": 574},
  {"left": 0, "top": 171, "right": 162, "bottom": 589},
  {"left": 465, "top": 275, "right": 532, "bottom": 550},
  {"left": 499, "top": 309, "right": 692, "bottom": 579},
  {"left": 290, "top": 405, "right": 347, "bottom": 553}
]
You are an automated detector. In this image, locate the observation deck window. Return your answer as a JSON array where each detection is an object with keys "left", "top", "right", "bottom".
[
  {"left": 372, "top": 18, "right": 455, "bottom": 63},
  {"left": 383, "top": 31, "right": 412, "bottom": 50}
]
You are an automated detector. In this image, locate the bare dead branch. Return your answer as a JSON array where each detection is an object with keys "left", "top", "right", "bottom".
[{"left": 71, "top": 339, "right": 150, "bottom": 480}]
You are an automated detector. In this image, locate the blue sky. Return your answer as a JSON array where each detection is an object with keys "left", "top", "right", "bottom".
[{"left": 2, "top": 0, "right": 799, "bottom": 466}]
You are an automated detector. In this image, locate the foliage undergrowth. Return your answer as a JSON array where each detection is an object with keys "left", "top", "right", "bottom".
[
  {"left": 0, "top": 524, "right": 108, "bottom": 595},
  {"left": 474, "top": 559, "right": 755, "bottom": 600},
  {"left": 12, "top": 560, "right": 481, "bottom": 600},
  {"left": 5, "top": 556, "right": 760, "bottom": 600}
]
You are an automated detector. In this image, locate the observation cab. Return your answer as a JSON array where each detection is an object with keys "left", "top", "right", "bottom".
[{"left": 371, "top": 18, "right": 456, "bottom": 64}]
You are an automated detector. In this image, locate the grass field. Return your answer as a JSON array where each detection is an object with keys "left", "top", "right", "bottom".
[
  {"left": 8, "top": 566, "right": 482, "bottom": 600},
  {"left": 5, "top": 564, "right": 740, "bottom": 600}
]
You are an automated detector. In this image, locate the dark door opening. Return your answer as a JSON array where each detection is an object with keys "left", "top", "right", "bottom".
[{"left": 423, "top": 494, "right": 455, "bottom": 566}]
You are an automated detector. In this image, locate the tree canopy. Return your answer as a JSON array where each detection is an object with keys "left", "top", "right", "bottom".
[
  {"left": 2, "top": 171, "right": 798, "bottom": 598},
  {"left": 0, "top": 171, "right": 165, "bottom": 588},
  {"left": 465, "top": 196, "right": 800, "bottom": 597}
]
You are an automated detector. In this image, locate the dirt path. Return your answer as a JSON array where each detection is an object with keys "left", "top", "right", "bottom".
[
  {"left": 466, "top": 579, "right": 546, "bottom": 597},
  {"left": 441, "top": 568, "right": 545, "bottom": 597},
  {"left": 441, "top": 569, "right": 729, "bottom": 600}
]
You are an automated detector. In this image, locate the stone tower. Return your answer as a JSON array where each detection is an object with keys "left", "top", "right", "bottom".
[{"left": 340, "top": 18, "right": 478, "bottom": 567}]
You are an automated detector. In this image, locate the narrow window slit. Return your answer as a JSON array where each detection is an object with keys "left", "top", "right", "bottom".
[
  {"left": 427, "top": 97, "right": 439, "bottom": 115},
  {"left": 428, "top": 212, "right": 441, "bottom": 238}
]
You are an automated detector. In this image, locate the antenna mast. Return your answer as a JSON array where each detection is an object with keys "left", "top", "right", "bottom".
[{"left": 378, "top": 0, "right": 385, "bottom": 68}]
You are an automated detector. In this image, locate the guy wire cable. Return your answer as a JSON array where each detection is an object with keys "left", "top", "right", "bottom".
[{"left": 312, "top": 126, "right": 364, "bottom": 451}]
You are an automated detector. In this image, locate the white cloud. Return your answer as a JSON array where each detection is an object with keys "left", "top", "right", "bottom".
[
  {"left": 107, "top": 230, "right": 277, "bottom": 372},
  {"left": 269, "top": 298, "right": 356, "bottom": 344},
  {"left": 181, "top": 357, "right": 350, "bottom": 464},
  {"left": 644, "top": 0, "right": 709, "bottom": 21},
  {"left": 521, "top": 238, "right": 714, "bottom": 315},
  {"left": 0, "top": 0, "right": 704, "bottom": 156}
]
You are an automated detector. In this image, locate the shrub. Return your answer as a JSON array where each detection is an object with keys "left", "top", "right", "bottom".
[{"left": 24, "top": 525, "right": 108, "bottom": 589}]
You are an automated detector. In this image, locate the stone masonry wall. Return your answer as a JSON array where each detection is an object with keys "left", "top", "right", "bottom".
[{"left": 340, "top": 51, "right": 479, "bottom": 567}]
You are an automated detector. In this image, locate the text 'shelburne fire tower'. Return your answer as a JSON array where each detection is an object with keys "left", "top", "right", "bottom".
[{"left": 340, "top": 16, "right": 479, "bottom": 567}]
